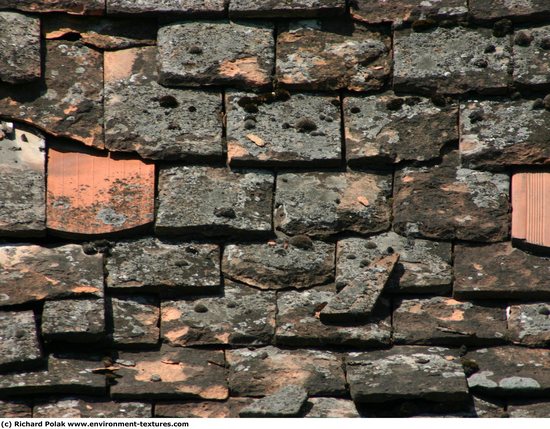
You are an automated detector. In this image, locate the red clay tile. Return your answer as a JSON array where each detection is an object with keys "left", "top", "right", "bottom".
[{"left": 47, "top": 145, "right": 155, "bottom": 236}]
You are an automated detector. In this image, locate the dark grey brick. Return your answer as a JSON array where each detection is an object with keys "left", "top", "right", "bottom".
[
  {"left": 34, "top": 399, "right": 151, "bottom": 418},
  {"left": 111, "top": 296, "right": 160, "bottom": 346},
  {"left": 513, "top": 25, "right": 550, "bottom": 88},
  {"left": 0, "top": 0, "right": 104, "bottom": 14},
  {"left": 0, "top": 311, "right": 41, "bottom": 372},
  {"left": 230, "top": 0, "right": 344, "bottom": 17},
  {"left": 107, "top": 0, "right": 225, "bottom": 14},
  {"left": 507, "top": 304, "right": 550, "bottom": 347},
  {"left": 469, "top": 0, "right": 550, "bottom": 22},
  {"left": 239, "top": 385, "right": 308, "bottom": 417}
]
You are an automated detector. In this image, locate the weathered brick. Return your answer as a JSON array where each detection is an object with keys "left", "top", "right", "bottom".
[
  {"left": 239, "top": 385, "right": 308, "bottom": 417},
  {"left": 393, "top": 297, "right": 507, "bottom": 345},
  {"left": 275, "top": 171, "right": 392, "bottom": 237},
  {"left": 507, "top": 304, "right": 550, "bottom": 347},
  {"left": 276, "top": 286, "right": 392, "bottom": 347},
  {"left": 34, "top": 399, "right": 151, "bottom": 418},
  {"left": 161, "top": 280, "right": 276, "bottom": 347},
  {"left": 110, "top": 346, "right": 228, "bottom": 400},
  {"left": 460, "top": 100, "right": 550, "bottom": 169},
  {"left": 158, "top": 21, "right": 274, "bottom": 89},
  {"left": 156, "top": 166, "right": 274, "bottom": 237},
  {"left": 155, "top": 399, "right": 252, "bottom": 418},
  {"left": 0, "top": 401, "right": 32, "bottom": 418},
  {"left": 465, "top": 347, "right": 550, "bottom": 397},
  {"left": 0, "top": 12, "right": 40, "bottom": 84},
  {"left": 0, "top": 41, "right": 103, "bottom": 148},
  {"left": 508, "top": 400, "right": 550, "bottom": 418},
  {"left": 222, "top": 240, "right": 335, "bottom": 290},
  {"left": 227, "top": 346, "right": 346, "bottom": 397},
  {"left": 337, "top": 233, "right": 452, "bottom": 294},
  {"left": 0, "top": 244, "right": 103, "bottom": 308},
  {"left": 454, "top": 242, "right": 550, "bottom": 300},
  {"left": 393, "top": 151, "right": 510, "bottom": 242},
  {"left": 226, "top": 91, "right": 341, "bottom": 167},
  {"left": 42, "top": 299, "right": 105, "bottom": 344},
  {"left": 111, "top": 296, "right": 159, "bottom": 346},
  {"left": 276, "top": 21, "right": 391, "bottom": 91},
  {"left": 230, "top": 0, "right": 344, "bottom": 17},
  {"left": 0, "top": 122, "right": 45, "bottom": 237},
  {"left": 350, "top": 0, "right": 467, "bottom": 24},
  {"left": 347, "top": 347, "right": 469, "bottom": 403},
  {"left": 107, "top": 0, "right": 225, "bottom": 14},
  {"left": 513, "top": 25, "right": 550, "bottom": 88},
  {"left": 0, "top": 311, "right": 41, "bottom": 372},
  {"left": 0, "top": 0, "right": 104, "bottom": 14},
  {"left": 106, "top": 239, "right": 220, "bottom": 295},
  {"left": 105, "top": 47, "right": 223, "bottom": 161},
  {"left": 469, "top": 0, "right": 550, "bottom": 22},
  {"left": 344, "top": 92, "right": 457, "bottom": 165},
  {"left": 394, "top": 27, "right": 512, "bottom": 95},
  {"left": 304, "top": 398, "right": 359, "bottom": 418}
]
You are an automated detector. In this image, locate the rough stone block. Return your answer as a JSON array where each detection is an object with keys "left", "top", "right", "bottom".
[
  {"left": 275, "top": 171, "right": 392, "bottom": 237},
  {"left": 158, "top": 21, "right": 274, "bottom": 89},
  {"left": 460, "top": 100, "right": 550, "bottom": 169},
  {"left": 222, "top": 240, "right": 335, "bottom": 290},
  {"left": 42, "top": 299, "right": 105, "bottom": 344},
  {"left": 0, "top": 244, "right": 103, "bottom": 307},
  {"left": 106, "top": 239, "right": 220, "bottom": 295},
  {"left": 227, "top": 346, "right": 346, "bottom": 397},
  {"left": 0, "top": 122, "right": 45, "bottom": 237},
  {"left": 347, "top": 346, "right": 469, "bottom": 403},
  {"left": 0, "top": 12, "right": 40, "bottom": 84},
  {"left": 337, "top": 233, "right": 452, "bottom": 294},
  {"left": 107, "top": 0, "right": 225, "bottom": 14},
  {"left": 508, "top": 400, "right": 550, "bottom": 418},
  {"left": 276, "top": 286, "right": 392, "bottom": 347},
  {"left": 0, "top": 311, "right": 42, "bottom": 372},
  {"left": 0, "top": 401, "right": 32, "bottom": 418},
  {"left": 507, "top": 304, "right": 550, "bottom": 347},
  {"left": 239, "top": 385, "right": 308, "bottom": 417},
  {"left": 155, "top": 399, "right": 252, "bottom": 418},
  {"left": 276, "top": 21, "right": 391, "bottom": 91},
  {"left": 226, "top": 91, "right": 341, "bottom": 167},
  {"left": 304, "top": 398, "right": 359, "bottom": 418},
  {"left": 393, "top": 297, "right": 507, "bottom": 345},
  {"left": 393, "top": 151, "right": 510, "bottom": 242},
  {"left": 0, "top": 41, "right": 103, "bottom": 148},
  {"left": 0, "top": 0, "right": 104, "bottom": 14},
  {"left": 344, "top": 92, "right": 457, "bottom": 165},
  {"left": 454, "top": 242, "right": 550, "bottom": 300},
  {"left": 105, "top": 47, "right": 223, "bottom": 161},
  {"left": 110, "top": 346, "right": 228, "bottom": 400},
  {"left": 111, "top": 296, "right": 159, "bottom": 346},
  {"left": 230, "top": 0, "right": 344, "bottom": 17},
  {"left": 156, "top": 166, "right": 274, "bottom": 237},
  {"left": 469, "top": 0, "right": 550, "bottom": 22},
  {"left": 513, "top": 25, "right": 550, "bottom": 88},
  {"left": 465, "top": 347, "right": 550, "bottom": 397},
  {"left": 394, "top": 27, "right": 512, "bottom": 95},
  {"left": 161, "top": 281, "right": 276, "bottom": 347},
  {"left": 34, "top": 399, "right": 151, "bottom": 418}
]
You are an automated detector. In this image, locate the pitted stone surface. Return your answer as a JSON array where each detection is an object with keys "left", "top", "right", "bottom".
[
  {"left": 0, "top": 244, "right": 103, "bottom": 307},
  {"left": 0, "top": 402, "right": 32, "bottom": 418},
  {"left": 0, "top": 355, "right": 105, "bottom": 397},
  {"left": 161, "top": 281, "right": 276, "bottom": 347},
  {"left": 275, "top": 171, "right": 392, "bottom": 237},
  {"left": 230, "top": 0, "right": 344, "bottom": 17},
  {"left": 227, "top": 346, "right": 346, "bottom": 397},
  {"left": 34, "top": 399, "right": 152, "bottom": 418},
  {"left": 469, "top": 0, "right": 550, "bottom": 21},
  {"left": 0, "top": 12, "right": 40, "bottom": 84},
  {"left": 347, "top": 346, "right": 469, "bottom": 403},
  {"left": 156, "top": 166, "right": 274, "bottom": 237},
  {"left": 105, "top": 47, "right": 223, "bottom": 161},
  {"left": 226, "top": 91, "right": 341, "bottom": 167},
  {"left": 344, "top": 92, "right": 457, "bottom": 165},
  {"left": 394, "top": 27, "right": 512, "bottom": 95},
  {"left": 155, "top": 399, "right": 253, "bottom": 418},
  {"left": 337, "top": 233, "right": 452, "bottom": 294},
  {"left": 454, "top": 243, "right": 550, "bottom": 300},
  {"left": 304, "top": 398, "right": 359, "bottom": 418},
  {"left": 0, "top": 122, "right": 45, "bottom": 237},
  {"left": 110, "top": 346, "right": 228, "bottom": 400},
  {"left": 0, "top": 41, "right": 103, "bottom": 148},
  {"left": 350, "top": 0, "right": 467, "bottom": 24},
  {"left": 393, "top": 297, "right": 507, "bottom": 345},
  {"left": 158, "top": 21, "right": 274, "bottom": 89},
  {"left": 276, "top": 286, "right": 392, "bottom": 347},
  {"left": 107, "top": 0, "right": 225, "bottom": 14},
  {"left": 111, "top": 296, "right": 159, "bottom": 346},
  {"left": 276, "top": 21, "right": 391, "bottom": 91},
  {"left": 42, "top": 299, "right": 105, "bottom": 344},
  {"left": 0, "top": 1, "right": 104, "bottom": 14},
  {"left": 465, "top": 347, "right": 550, "bottom": 397},
  {"left": 507, "top": 304, "right": 550, "bottom": 347},
  {"left": 508, "top": 401, "right": 550, "bottom": 418},
  {"left": 393, "top": 151, "right": 510, "bottom": 242},
  {"left": 106, "top": 239, "right": 220, "bottom": 295},
  {"left": 0, "top": 311, "right": 41, "bottom": 372},
  {"left": 460, "top": 100, "right": 550, "bottom": 169},
  {"left": 222, "top": 240, "right": 334, "bottom": 290},
  {"left": 513, "top": 25, "right": 550, "bottom": 88},
  {"left": 239, "top": 385, "right": 308, "bottom": 417}
]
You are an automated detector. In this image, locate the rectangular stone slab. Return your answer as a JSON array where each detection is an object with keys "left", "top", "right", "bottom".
[
  {"left": 230, "top": 0, "right": 344, "bottom": 17},
  {"left": 0, "top": 311, "right": 42, "bottom": 372},
  {"left": 507, "top": 304, "right": 550, "bottom": 347},
  {"left": 47, "top": 145, "right": 155, "bottom": 237},
  {"left": 33, "top": 399, "right": 151, "bottom": 418},
  {"left": 107, "top": 0, "right": 225, "bottom": 14},
  {"left": 0, "top": 401, "right": 32, "bottom": 418},
  {"left": 0, "top": 1, "right": 104, "bottom": 14},
  {"left": 320, "top": 254, "right": 399, "bottom": 323},
  {"left": 0, "top": 244, "right": 103, "bottom": 307},
  {"left": 0, "top": 122, "right": 45, "bottom": 237},
  {"left": 111, "top": 296, "right": 160, "bottom": 346},
  {"left": 508, "top": 401, "right": 550, "bottom": 418},
  {"left": 469, "top": 0, "right": 550, "bottom": 22},
  {"left": 347, "top": 346, "right": 469, "bottom": 403},
  {"left": 155, "top": 399, "right": 252, "bottom": 418},
  {"left": 513, "top": 25, "right": 550, "bottom": 88}
]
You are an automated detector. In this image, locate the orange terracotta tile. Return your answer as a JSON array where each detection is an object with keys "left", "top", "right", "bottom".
[{"left": 46, "top": 144, "right": 155, "bottom": 236}]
